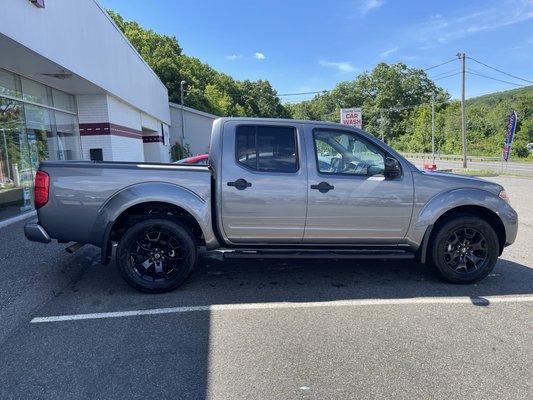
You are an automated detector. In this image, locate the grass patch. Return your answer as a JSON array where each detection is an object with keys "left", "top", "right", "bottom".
[
  {"left": 451, "top": 169, "right": 500, "bottom": 177},
  {"left": 450, "top": 168, "right": 533, "bottom": 179}
]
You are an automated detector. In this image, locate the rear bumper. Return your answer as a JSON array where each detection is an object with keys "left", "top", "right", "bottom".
[{"left": 24, "top": 222, "right": 51, "bottom": 243}]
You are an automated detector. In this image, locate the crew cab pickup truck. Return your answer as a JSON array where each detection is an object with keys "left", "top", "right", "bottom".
[{"left": 25, "top": 118, "right": 518, "bottom": 292}]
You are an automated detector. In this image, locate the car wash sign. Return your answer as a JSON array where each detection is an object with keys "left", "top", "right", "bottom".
[
  {"left": 502, "top": 111, "right": 518, "bottom": 162},
  {"left": 340, "top": 108, "right": 362, "bottom": 129}
]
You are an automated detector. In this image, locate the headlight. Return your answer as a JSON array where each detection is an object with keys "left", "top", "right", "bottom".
[{"left": 499, "top": 190, "right": 510, "bottom": 204}]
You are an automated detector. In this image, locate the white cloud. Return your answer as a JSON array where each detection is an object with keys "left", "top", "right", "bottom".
[
  {"left": 225, "top": 54, "right": 240, "bottom": 60},
  {"left": 358, "top": 0, "right": 385, "bottom": 15},
  {"left": 415, "top": 0, "right": 533, "bottom": 46},
  {"left": 379, "top": 46, "right": 399, "bottom": 58},
  {"left": 253, "top": 52, "right": 266, "bottom": 60},
  {"left": 319, "top": 60, "right": 357, "bottom": 73}
]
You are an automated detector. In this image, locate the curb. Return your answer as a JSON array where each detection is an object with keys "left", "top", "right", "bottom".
[{"left": 0, "top": 211, "right": 37, "bottom": 229}]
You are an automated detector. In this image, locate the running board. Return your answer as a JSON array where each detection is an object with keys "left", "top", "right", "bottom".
[{"left": 223, "top": 249, "right": 415, "bottom": 260}]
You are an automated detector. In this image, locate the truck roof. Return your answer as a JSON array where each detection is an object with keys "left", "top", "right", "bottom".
[{"left": 214, "top": 117, "right": 360, "bottom": 130}]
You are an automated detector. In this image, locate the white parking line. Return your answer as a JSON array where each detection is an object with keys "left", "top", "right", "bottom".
[{"left": 30, "top": 295, "right": 533, "bottom": 324}]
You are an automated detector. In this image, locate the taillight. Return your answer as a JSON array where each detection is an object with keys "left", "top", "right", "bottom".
[{"left": 34, "top": 171, "right": 49, "bottom": 209}]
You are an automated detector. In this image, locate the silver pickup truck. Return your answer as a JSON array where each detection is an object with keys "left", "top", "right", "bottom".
[{"left": 25, "top": 118, "right": 518, "bottom": 292}]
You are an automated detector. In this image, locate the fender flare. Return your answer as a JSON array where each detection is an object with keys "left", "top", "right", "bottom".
[
  {"left": 91, "top": 182, "right": 215, "bottom": 264},
  {"left": 409, "top": 188, "right": 511, "bottom": 263}
]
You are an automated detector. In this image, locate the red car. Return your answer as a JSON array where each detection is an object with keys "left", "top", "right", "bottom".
[{"left": 174, "top": 154, "right": 209, "bottom": 166}]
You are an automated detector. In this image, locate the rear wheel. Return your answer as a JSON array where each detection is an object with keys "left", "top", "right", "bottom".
[
  {"left": 429, "top": 215, "right": 499, "bottom": 283},
  {"left": 116, "top": 218, "right": 196, "bottom": 293}
]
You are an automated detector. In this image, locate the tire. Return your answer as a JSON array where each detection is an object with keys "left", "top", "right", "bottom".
[
  {"left": 429, "top": 214, "right": 499, "bottom": 283},
  {"left": 116, "top": 217, "right": 197, "bottom": 293}
]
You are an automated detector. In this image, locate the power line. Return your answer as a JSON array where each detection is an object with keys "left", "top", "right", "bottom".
[
  {"left": 278, "top": 57, "right": 463, "bottom": 97},
  {"left": 467, "top": 67, "right": 529, "bottom": 86},
  {"left": 432, "top": 71, "right": 461, "bottom": 81},
  {"left": 429, "top": 69, "right": 459, "bottom": 79},
  {"left": 467, "top": 86, "right": 531, "bottom": 98},
  {"left": 278, "top": 90, "right": 330, "bottom": 97},
  {"left": 423, "top": 58, "right": 457, "bottom": 71},
  {"left": 467, "top": 56, "right": 533, "bottom": 85},
  {"left": 377, "top": 96, "right": 452, "bottom": 113},
  {"left": 282, "top": 99, "right": 313, "bottom": 104},
  {"left": 279, "top": 56, "right": 530, "bottom": 101},
  {"left": 466, "top": 70, "right": 529, "bottom": 87}
]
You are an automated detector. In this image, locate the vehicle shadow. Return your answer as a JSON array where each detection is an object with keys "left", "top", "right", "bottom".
[
  {"left": 52, "top": 248, "right": 533, "bottom": 312},
  {"left": 191, "top": 253, "right": 533, "bottom": 304}
]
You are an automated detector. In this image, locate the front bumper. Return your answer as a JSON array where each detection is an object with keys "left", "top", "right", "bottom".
[
  {"left": 24, "top": 222, "right": 51, "bottom": 243},
  {"left": 502, "top": 206, "right": 518, "bottom": 247}
]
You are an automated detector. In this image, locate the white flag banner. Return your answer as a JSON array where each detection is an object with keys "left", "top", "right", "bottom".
[{"left": 340, "top": 108, "right": 362, "bottom": 129}]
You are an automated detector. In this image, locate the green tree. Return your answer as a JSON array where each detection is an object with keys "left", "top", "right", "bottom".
[
  {"left": 107, "top": 11, "right": 289, "bottom": 119},
  {"left": 290, "top": 63, "right": 448, "bottom": 141}
]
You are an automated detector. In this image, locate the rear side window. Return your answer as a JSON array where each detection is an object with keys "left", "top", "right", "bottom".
[{"left": 235, "top": 125, "right": 298, "bottom": 173}]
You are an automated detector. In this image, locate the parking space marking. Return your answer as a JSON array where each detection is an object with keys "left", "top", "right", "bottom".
[{"left": 30, "top": 295, "right": 533, "bottom": 324}]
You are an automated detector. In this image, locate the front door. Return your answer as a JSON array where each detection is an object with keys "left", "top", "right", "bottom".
[
  {"left": 304, "top": 127, "right": 413, "bottom": 244},
  {"left": 220, "top": 122, "right": 307, "bottom": 243}
]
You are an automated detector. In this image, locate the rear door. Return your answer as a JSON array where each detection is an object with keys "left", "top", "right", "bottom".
[
  {"left": 220, "top": 121, "right": 307, "bottom": 243},
  {"left": 304, "top": 127, "right": 413, "bottom": 243}
]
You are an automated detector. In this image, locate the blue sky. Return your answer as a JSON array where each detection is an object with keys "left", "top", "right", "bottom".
[{"left": 100, "top": 0, "right": 533, "bottom": 101}]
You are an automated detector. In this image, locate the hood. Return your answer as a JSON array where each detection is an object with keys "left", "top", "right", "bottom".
[{"left": 416, "top": 170, "right": 504, "bottom": 196}]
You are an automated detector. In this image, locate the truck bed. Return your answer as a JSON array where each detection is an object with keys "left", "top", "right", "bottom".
[{"left": 37, "top": 161, "right": 211, "bottom": 245}]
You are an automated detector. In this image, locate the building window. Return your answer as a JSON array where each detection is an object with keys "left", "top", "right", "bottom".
[
  {"left": 0, "top": 68, "right": 81, "bottom": 221},
  {"left": 21, "top": 77, "right": 53, "bottom": 107},
  {"left": 0, "top": 97, "right": 33, "bottom": 218},
  {"left": 52, "top": 88, "right": 76, "bottom": 113},
  {"left": 89, "top": 148, "right": 103, "bottom": 161},
  {"left": 0, "top": 69, "right": 22, "bottom": 99}
]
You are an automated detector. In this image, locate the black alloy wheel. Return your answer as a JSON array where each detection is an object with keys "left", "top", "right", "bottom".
[
  {"left": 117, "top": 218, "right": 196, "bottom": 293},
  {"left": 443, "top": 227, "right": 488, "bottom": 273},
  {"left": 430, "top": 214, "right": 499, "bottom": 283}
]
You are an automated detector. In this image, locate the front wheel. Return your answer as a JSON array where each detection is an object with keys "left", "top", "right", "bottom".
[
  {"left": 116, "top": 218, "right": 197, "bottom": 293},
  {"left": 429, "top": 215, "right": 499, "bottom": 283}
]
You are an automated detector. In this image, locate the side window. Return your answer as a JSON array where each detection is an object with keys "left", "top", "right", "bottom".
[
  {"left": 235, "top": 125, "right": 298, "bottom": 173},
  {"left": 313, "top": 129, "right": 385, "bottom": 176}
]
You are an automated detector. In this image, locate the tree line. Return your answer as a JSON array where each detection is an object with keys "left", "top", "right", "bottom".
[
  {"left": 286, "top": 65, "right": 532, "bottom": 159},
  {"left": 109, "top": 11, "right": 288, "bottom": 119},
  {"left": 109, "top": 11, "right": 532, "bottom": 159}
]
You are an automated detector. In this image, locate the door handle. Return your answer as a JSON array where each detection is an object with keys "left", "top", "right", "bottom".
[
  {"left": 227, "top": 178, "right": 252, "bottom": 190},
  {"left": 311, "top": 181, "right": 334, "bottom": 193}
]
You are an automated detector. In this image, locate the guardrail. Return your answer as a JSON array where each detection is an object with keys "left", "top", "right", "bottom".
[{"left": 402, "top": 153, "right": 501, "bottom": 162}]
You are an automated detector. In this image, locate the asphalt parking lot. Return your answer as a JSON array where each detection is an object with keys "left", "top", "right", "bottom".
[{"left": 0, "top": 175, "right": 531, "bottom": 400}]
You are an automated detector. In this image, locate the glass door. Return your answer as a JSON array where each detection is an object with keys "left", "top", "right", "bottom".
[{"left": 0, "top": 97, "right": 31, "bottom": 219}]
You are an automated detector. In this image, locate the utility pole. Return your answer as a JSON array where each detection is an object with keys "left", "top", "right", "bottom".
[
  {"left": 380, "top": 110, "right": 384, "bottom": 142},
  {"left": 180, "top": 80, "right": 186, "bottom": 147},
  {"left": 457, "top": 52, "right": 467, "bottom": 168},
  {"left": 431, "top": 94, "right": 436, "bottom": 165}
]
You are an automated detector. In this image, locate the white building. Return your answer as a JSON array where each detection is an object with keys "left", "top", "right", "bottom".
[
  {"left": 169, "top": 103, "right": 217, "bottom": 155},
  {"left": 1, "top": 0, "right": 171, "bottom": 167},
  {"left": 0, "top": 0, "right": 216, "bottom": 222}
]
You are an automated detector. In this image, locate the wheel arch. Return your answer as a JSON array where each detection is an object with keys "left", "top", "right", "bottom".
[
  {"left": 92, "top": 182, "right": 216, "bottom": 265},
  {"left": 419, "top": 204, "right": 506, "bottom": 264}
]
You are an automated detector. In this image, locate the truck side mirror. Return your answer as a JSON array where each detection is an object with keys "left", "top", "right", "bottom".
[{"left": 384, "top": 157, "right": 401, "bottom": 179}]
